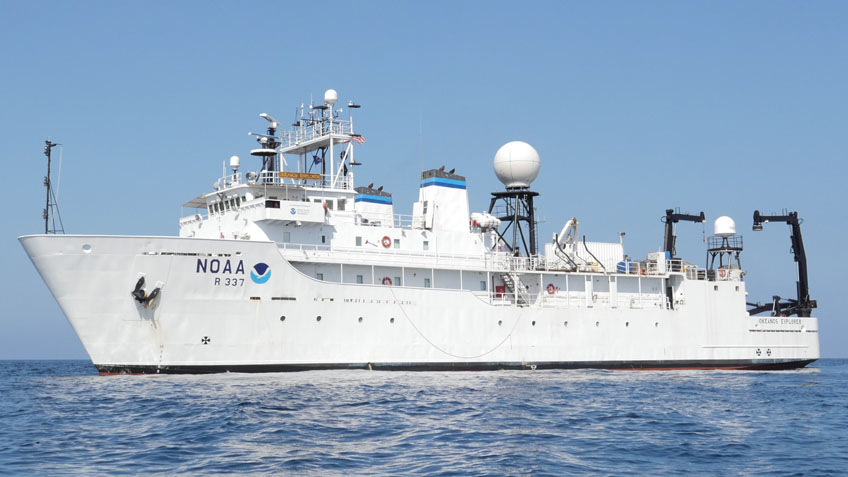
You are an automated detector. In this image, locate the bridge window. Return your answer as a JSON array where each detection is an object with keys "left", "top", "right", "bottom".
[
  {"left": 480, "top": 281, "right": 487, "bottom": 291},
  {"left": 338, "top": 199, "right": 346, "bottom": 211},
  {"left": 356, "top": 275, "right": 363, "bottom": 284},
  {"left": 355, "top": 236, "right": 362, "bottom": 246},
  {"left": 317, "top": 273, "right": 323, "bottom": 281},
  {"left": 424, "top": 278, "right": 431, "bottom": 288}
]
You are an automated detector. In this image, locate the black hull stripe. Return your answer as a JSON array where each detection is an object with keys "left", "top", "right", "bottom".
[{"left": 96, "top": 359, "right": 816, "bottom": 375}]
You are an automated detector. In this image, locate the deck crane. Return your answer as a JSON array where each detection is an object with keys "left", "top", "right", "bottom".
[
  {"left": 662, "top": 208, "right": 705, "bottom": 258},
  {"left": 747, "top": 210, "right": 817, "bottom": 317}
]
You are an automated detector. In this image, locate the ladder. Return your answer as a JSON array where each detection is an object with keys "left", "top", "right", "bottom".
[{"left": 500, "top": 272, "right": 531, "bottom": 306}]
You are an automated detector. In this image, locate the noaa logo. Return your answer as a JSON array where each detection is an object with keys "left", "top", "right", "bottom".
[
  {"left": 290, "top": 208, "right": 296, "bottom": 215},
  {"left": 250, "top": 263, "right": 271, "bottom": 284}
]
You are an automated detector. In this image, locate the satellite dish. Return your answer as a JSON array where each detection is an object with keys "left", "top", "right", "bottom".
[
  {"left": 324, "top": 89, "right": 338, "bottom": 106},
  {"left": 493, "top": 141, "right": 541, "bottom": 189},
  {"left": 714, "top": 216, "right": 737, "bottom": 237},
  {"left": 229, "top": 155, "right": 240, "bottom": 171}
]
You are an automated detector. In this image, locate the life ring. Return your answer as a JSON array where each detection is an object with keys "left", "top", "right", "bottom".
[
  {"left": 546, "top": 284, "right": 556, "bottom": 295},
  {"left": 381, "top": 236, "right": 391, "bottom": 248},
  {"left": 718, "top": 268, "right": 727, "bottom": 278},
  {"left": 382, "top": 277, "right": 392, "bottom": 286}
]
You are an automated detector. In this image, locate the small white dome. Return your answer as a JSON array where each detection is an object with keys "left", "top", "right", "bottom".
[
  {"left": 324, "top": 89, "right": 338, "bottom": 105},
  {"left": 229, "top": 155, "right": 240, "bottom": 170},
  {"left": 493, "top": 141, "right": 540, "bottom": 189},
  {"left": 714, "top": 216, "right": 736, "bottom": 237}
]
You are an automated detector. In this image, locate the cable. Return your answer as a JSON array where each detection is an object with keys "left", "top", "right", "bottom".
[{"left": 387, "top": 285, "right": 523, "bottom": 359}]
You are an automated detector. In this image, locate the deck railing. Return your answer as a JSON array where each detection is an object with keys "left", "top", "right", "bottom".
[
  {"left": 275, "top": 245, "right": 711, "bottom": 280},
  {"left": 279, "top": 120, "right": 354, "bottom": 148}
]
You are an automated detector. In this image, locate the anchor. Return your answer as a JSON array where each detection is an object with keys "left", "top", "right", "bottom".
[{"left": 131, "top": 276, "right": 161, "bottom": 307}]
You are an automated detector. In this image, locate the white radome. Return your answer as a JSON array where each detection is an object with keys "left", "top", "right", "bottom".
[
  {"left": 229, "top": 155, "right": 240, "bottom": 170},
  {"left": 324, "top": 89, "right": 338, "bottom": 105},
  {"left": 493, "top": 141, "right": 541, "bottom": 189},
  {"left": 714, "top": 216, "right": 737, "bottom": 237}
]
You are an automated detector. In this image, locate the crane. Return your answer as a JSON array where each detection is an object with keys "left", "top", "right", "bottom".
[
  {"left": 662, "top": 208, "right": 705, "bottom": 258},
  {"left": 746, "top": 210, "right": 817, "bottom": 317}
]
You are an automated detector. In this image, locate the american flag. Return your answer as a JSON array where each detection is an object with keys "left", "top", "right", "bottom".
[{"left": 352, "top": 135, "right": 366, "bottom": 145}]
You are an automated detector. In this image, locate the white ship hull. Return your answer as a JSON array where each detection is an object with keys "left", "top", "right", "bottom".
[{"left": 20, "top": 234, "right": 819, "bottom": 374}]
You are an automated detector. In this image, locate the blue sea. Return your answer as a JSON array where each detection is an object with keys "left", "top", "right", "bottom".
[{"left": 1, "top": 360, "right": 846, "bottom": 475}]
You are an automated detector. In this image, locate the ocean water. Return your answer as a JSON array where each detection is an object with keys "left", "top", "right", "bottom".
[{"left": 1, "top": 360, "right": 846, "bottom": 475}]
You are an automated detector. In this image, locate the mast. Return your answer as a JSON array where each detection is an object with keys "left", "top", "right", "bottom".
[{"left": 42, "top": 140, "right": 64, "bottom": 234}]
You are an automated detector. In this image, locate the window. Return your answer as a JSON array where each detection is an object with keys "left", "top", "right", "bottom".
[
  {"left": 356, "top": 275, "right": 364, "bottom": 284},
  {"left": 424, "top": 278, "right": 431, "bottom": 288},
  {"left": 313, "top": 198, "right": 320, "bottom": 203},
  {"left": 325, "top": 200, "right": 334, "bottom": 210},
  {"left": 338, "top": 199, "right": 346, "bottom": 211},
  {"left": 480, "top": 281, "right": 487, "bottom": 291},
  {"left": 317, "top": 273, "right": 324, "bottom": 280},
  {"left": 283, "top": 232, "right": 291, "bottom": 243},
  {"left": 224, "top": 201, "right": 230, "bottom": 211},
  {"left": 423, "top": 200, "right": 429, "bottom": 214},
  {"left": 395, "top": 277, "right": 402, "bottom": 286},
  {"left": 423, "top": 241, "right": 429, "bottom": 251},
  {"left": 394, "top": 239, "right": 400, "bottom": 249},
  {"left": 355, "top": 236, "right": 362, "bottom": 246},
  {"left": 321, "top": 235, "right": 326, "bottom": 244}
]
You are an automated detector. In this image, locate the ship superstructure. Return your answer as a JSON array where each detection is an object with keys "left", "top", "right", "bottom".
[{"left": 20, "top": 90, "right": 820, "bottom": 374}]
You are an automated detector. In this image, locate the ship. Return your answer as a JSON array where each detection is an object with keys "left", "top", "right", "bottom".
[{"left": 20, "top": 89, "right": 820, "bottom": 374}]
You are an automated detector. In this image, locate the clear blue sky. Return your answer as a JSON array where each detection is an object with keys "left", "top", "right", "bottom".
[{"left": 2, "top": 1, "right": 846, "bottom": 358}]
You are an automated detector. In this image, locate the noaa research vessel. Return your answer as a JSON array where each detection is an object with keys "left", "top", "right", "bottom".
[{"left": 21, "top": 90, "right": 819, "bottom": 374}]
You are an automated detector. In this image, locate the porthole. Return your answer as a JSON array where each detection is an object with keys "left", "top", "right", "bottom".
[
  {"left": 279, "top": 316, "right": 286, "bottom": 322},
  {"left": 498, "top": 320, "right": 502, "bottom": 326},
  {"left": 390, "top": 317, "right": 395, "bottom": 324},
  {"left": 531, "top": 321, "right": 536, "bottom": 326},
  {"left": 82, "top": 244, "right": 92, "bottom": 253},
  {"left": 358, "top": 317, "right": 363, "bottom": 323},
  {"left": 563, "top": 321, "right": 568, "bottom": 327},
  {"left": 655, "top": 322, "right": 659, "bottom": 327},
  {"left": 625, "top": 322, "right": 630, "bottom": 327},
  {"left": 595, "top": 321, "right": 600, "bottom": 327},
  {"left": 316, "top": 316, "right": 322, "bottom": 322}
]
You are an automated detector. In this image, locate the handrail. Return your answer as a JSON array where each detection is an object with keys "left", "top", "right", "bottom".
[
  {"left": 212, "top": 171, "right": 353, "bottom": 191},
  {"left": 279, "top": 120, "right": 354, "bottom": 148},
  {"left": 274, "top": 242, "right": 717, "bottom": 280}
]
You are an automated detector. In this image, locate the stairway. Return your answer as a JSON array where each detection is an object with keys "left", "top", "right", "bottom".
[{"left": 500, "top": 272, "right": 531, "bottom": 306}]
